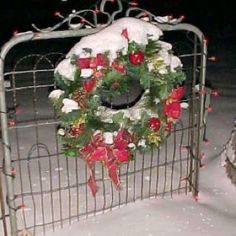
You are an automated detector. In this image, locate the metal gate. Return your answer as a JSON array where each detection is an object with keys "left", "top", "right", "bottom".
[{"left": 0, "top": 0, "right": 207, "bottom": 235}]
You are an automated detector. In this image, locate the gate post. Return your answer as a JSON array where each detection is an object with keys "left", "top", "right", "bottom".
[
  {"left": 156, "top": 23, "right": 207, "bottom": 198},
  {"left": 192, "top": 37, "right": 207, "bottom": 198},
  {"left": 0, "top": 168, "right": 8, "bottom": 236},
  {"left": 0, "top": 48, "right": 18, "bottom": 236}
]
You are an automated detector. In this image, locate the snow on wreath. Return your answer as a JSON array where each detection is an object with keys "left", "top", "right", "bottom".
[{"left": 49, "top": 17, "right": 186, "bottom": 196}]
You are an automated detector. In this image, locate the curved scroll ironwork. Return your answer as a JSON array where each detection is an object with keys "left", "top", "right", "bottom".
[
  {"left": 31, "top": 0, "right": 184, "bottom": 33},
  {"left": 125, "top": 7, "right": 184, "bottom": 25},
  {"left": 32, "top": 0, "right": 122, "bottom": 32}
]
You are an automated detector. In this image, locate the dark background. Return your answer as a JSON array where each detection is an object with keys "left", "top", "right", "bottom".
[{"left": 0, "top": 0, "right": 235, "bottom": 47}]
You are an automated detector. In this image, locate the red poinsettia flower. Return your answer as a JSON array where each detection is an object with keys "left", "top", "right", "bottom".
[
  {"left": 129, "top": 51, "right": 145, "bottom": 65},
  {"left": 163, "top": 101, "right": 181, "bottom": 119},
  {"left": 148, "top": 117, "right": 161, "bottom": 131},
  {"left": 111, "top": 60, "right": 126, "bottom": 74},
  {"left": 170, "top": 86, "right": 186, "bottom": 101},
  {"left": 121, "top": 28, "right": 129, "bottom": 39},
  {"left": 83, "top": 78, "right": 96, "bottom": 94}
]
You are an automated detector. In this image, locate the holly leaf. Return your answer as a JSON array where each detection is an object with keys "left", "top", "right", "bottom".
[
  {"left": 102, "top": 70, "right": 123, "bottom": 86},
  {"left": 140, "top": 72, "right": 154, "bottom": 89},
  {"left": 158, "top": 83, "right": 169, "bottom": 100},
  {"left": 112, "top": 112, "right": 124, "bottom": 123},
  {"left": 145, "top": 39, "right": 161, "bottom": 55},
  {"left": 64, "top": 148, "right": 78, "bottom": 157}
]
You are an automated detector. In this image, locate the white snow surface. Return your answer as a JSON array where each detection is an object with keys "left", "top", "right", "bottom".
[
  {"left": 61, "top": 98, "right": 80, "bottom": 113},
  {"left": 45, "top": 96, "right": 236, "bottom": 236},
  {"left": 54, "top": 58, "right": 77, "bottom": 81},
  {"left": 67, "top": 17, "right": 163, "bottom": 60}
]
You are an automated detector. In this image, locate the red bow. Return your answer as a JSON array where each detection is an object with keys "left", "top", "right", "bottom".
[
  {"left": 76, "top": 53, "right": 108, "bottom": 69},
  {"left": 80, "top": 130, "right": 131, "bottom": 197}
]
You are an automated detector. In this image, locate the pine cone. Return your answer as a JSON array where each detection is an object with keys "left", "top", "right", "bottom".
[{"left": 72, "top": 89, "right": 87, "bottom": 109}]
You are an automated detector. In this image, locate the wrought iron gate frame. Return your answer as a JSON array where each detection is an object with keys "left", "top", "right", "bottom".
[{"left": 0, "top": 2, "right": 207, "bottom": 235}]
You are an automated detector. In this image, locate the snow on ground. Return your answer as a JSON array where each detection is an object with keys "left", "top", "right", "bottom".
[{"left": 45, "top": 96, "right": 236, "bottom": 236}]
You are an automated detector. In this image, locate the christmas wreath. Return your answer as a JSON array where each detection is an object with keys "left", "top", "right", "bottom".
[{"left": 49, "top": 17, "right": 186, "bottom": 196}]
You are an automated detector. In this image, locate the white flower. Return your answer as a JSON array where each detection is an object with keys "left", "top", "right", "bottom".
[
  {"left": 58, "top": 128, "right": 65, "bottom": 136},
  {"left": 61, "top": 98, "right": 80, "bottom": 113},
  {"left": 103, "top": 118, "right": 113, "bottom": 123},
  {"left": 128, "top": 143, "right": 136, "bottom": 149},
  {"left": 154, "top": 98, "right": 160, "bottom": 104},
  {"left": 80, "top": 69, "right": 94, "bottom": 78},
  {"left": 103, "top": 132, "right": 114, "bottom": 145},
  {"left": 130, "top": 109, "right": 142, "bottom": 120},
  {"left": 170, "top": 55, "right": 182, "bottom": 72},
  {"left": 48, "top": 89, "right": 64, "bottom": 100},
  {"left": 55, "top": 58, "right": 77, "bottom": 81},
  {"left": 159, "top": 68, "right": 168, "bottom": 74},
  {"left": 147, "top": 62, "right": 154, "bottom": 72},
  {"left": 138, "top": 139, "right": 146, "bottom": 148}
]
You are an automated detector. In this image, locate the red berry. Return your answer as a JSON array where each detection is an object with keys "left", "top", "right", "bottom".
[
  {"left": 163, "top": 101, "right": 181, "bottom": 119},
  {"left": 111, "top": 82, "right": 120, "bottom": 89},
  {"left": 71, "top": 124, "right": 85, "bottom": 136},
  {"left": 111, "top": 61, "right": 126, "bottom": 74},
  {"left": 148, "top": 117, "right": 161, "bottom": 131},
  {"left": 71, "top": 127, "right": 80, "bottom": 136},
  {"left": 129, "top": 51, "right": 145, "bottom": 65}
]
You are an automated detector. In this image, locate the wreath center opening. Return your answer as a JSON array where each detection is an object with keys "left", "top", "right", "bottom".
[{"left": 101, "top": 80, "right": 144, "bottom": 110}]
